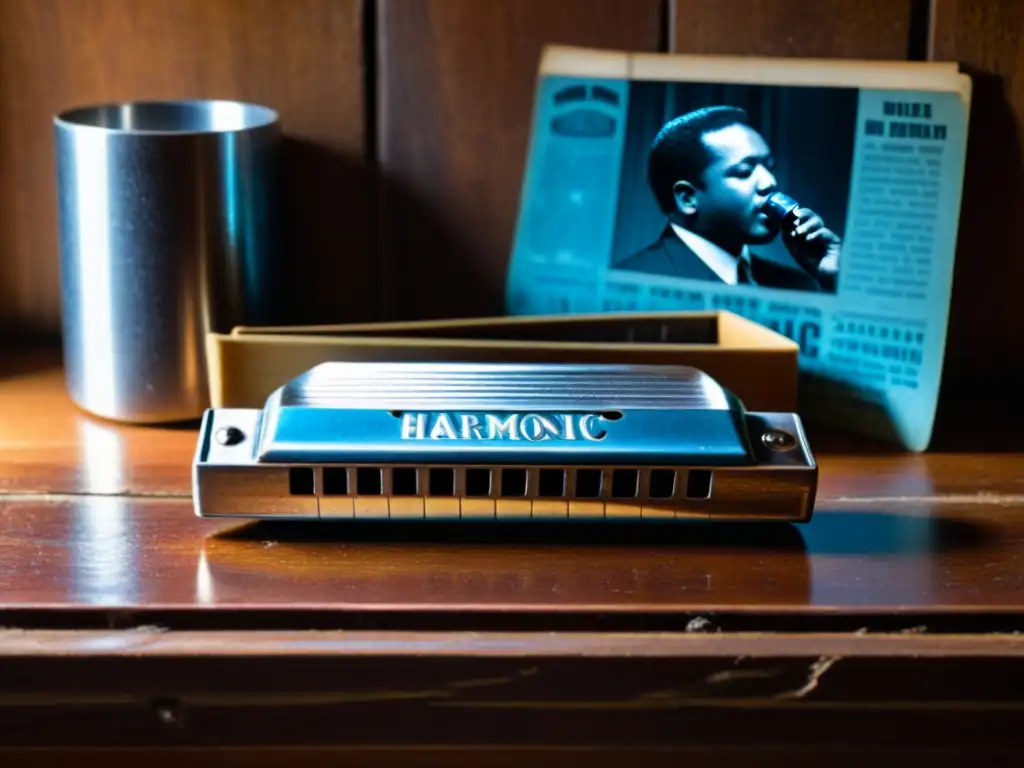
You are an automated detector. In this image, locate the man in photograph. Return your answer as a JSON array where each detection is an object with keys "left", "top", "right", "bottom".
[{"left": 617, "top": 106, "right": 840, "bottom": 292}]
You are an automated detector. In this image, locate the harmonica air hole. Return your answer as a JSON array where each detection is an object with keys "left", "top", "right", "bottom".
[
  {"left": 465, "top": 468, "right": 491, "bottom": 497},
  {"left": 575, "top": 468, "right": 602, "bottom": 498},
  {"left": 388, "top": 410, "right": 403, "bottom": 418},
  {"left": 429, "top": 468, "right": 455, "bottom": 496},
  {"left": 289, "top": 467, "right": 315, "bottom": 496},
  {"left": 391, "top": 467, "right": 418, "bottom": 496},
  {"left": 601, "top": 411, "right": 623, "bottom": 421},
  {"left": 611, "top": 468, "right": 639, "bottom": 498},
  {"left": 357, "top": 467, "right": 383, "bottom": 495},
  {"left": 686, "top": 469, "right": 712, "bottom": 499},
  {"left": 501, "top": 468, "right": 528, "bottom": 497},
  {"left": 649, "top": 469, "right": 676, "bottom": 499},
  {"left": 322, "top": 467, "right": 348, "bottom": 495},
  {"left": 538, "top": 468, "right": 565, "bottom": 497}
]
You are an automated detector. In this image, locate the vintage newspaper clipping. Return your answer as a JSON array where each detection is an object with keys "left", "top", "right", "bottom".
[{"left": 506, "top": 46, "right": 972, "bottom": 451}]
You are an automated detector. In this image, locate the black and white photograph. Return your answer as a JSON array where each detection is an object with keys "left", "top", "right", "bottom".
[{"left": 611, "top": 80, "right": 858, "bottom": 294}]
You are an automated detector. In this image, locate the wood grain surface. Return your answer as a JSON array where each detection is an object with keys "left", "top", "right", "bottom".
[
  {"left": 670, "top": 0, "right": 914, "bottom": 58},
  {"left": 3, "top": 493, "right": 1024, "bottom": 616},
  {"left": 0, "top": 0, "right": 370, "bottom": 332},
  {"left": 2, "top": 351, "right": 1024, "bottom": 620},
  {"left": 0, "top": 749, "right": 1020, "bottom": 768},
  {"left": 375, "top": 0, "right": 664, "bottom": 322},
  {"left": 0, "top": 627, "right": 1023, "bottom": 755},
  {"left": 0, "top": 347, "right": 198, "bottom": 495},
  {"left": 2, "top": 355, "right": 1023, "bottom": 756}
]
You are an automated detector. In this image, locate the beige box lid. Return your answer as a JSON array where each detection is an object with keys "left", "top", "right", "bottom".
[{"left": 206, "top": 310, "right": 798, "bottom": 413}]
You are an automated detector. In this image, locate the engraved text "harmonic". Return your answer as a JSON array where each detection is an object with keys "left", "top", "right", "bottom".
[{"left": 400, "top": 413, "right": 609, "bottom": 442}]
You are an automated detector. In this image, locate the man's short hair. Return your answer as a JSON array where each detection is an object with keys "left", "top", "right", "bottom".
[{"left": 647, "top": 105, "right": 750, "bottom": 214}]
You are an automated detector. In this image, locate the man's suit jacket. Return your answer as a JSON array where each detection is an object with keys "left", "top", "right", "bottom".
[{"left": 616, "top": 225, "right": 824, "bottom": 292}]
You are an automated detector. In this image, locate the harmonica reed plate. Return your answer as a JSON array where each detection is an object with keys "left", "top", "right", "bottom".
[{"left": 192, "top": 362, "right": 817, "bottom": 523}]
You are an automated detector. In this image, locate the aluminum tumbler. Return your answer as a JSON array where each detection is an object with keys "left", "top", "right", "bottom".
[{"left": 54, "top": 99, "right": 279, "bottom": 423}]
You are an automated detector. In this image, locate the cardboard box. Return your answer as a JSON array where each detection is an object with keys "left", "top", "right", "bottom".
[{"left": 205, "top": 311, "right": 799, "bottom": 412}]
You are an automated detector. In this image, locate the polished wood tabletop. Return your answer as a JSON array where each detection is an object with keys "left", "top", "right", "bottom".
[
  {"left": 3, "top": 347, "right": 1024, "bottom": 619},
  {"left": 2, "top": 345, "right": 1023, "bottom": 760}
]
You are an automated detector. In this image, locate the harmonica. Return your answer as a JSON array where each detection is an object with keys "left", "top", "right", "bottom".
[{"left": 192, "top": 362, "right": 817, "bottom": 522}]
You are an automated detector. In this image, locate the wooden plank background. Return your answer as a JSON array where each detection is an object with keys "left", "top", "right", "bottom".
[
  {"left": 0, "top": 0, "right": 369, "bottom": 330},
  {"left": 1, "top": 0, "right": 1020, "bottom": 388},
  {"left": 375, "top": 0, "right": 664, "bottom": 321},
  {"left": 929, "top": 0, "right": 1024, "bottom": 386},
  {"left": 670, "top": 0, "right": 914, "bottom": 58}
]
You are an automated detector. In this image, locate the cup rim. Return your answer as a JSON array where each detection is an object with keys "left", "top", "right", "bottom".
[{"left": 53, "top": 99, "right": 279, "bottom": 135}]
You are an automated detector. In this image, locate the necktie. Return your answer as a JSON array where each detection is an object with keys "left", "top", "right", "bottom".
[{"left": 737, "top": 260, "right": 753, "bottom": 284}]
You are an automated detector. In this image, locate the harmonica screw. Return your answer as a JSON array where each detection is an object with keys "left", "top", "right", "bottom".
[
  {"left": 215, "top": 426, "right": 246, "bottom": 446},
  {"left": 762, "top": 430, "right": 796, "bottom": 451}
]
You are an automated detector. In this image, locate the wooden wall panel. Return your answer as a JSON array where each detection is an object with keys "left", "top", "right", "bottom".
[
  {"left": 0, "top": 0, "right": 369, "bottom": 333},
  {"left": 671, "top": 0, "right": 913, "bottom": 58},
  {"left": 930, "top": 0, "right": 1024, "bottom": 386},
  {"left": 376, "top": 0, "right": 664, "bottom": 321}
]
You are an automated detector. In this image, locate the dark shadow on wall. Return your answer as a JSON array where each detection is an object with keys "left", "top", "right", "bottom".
[
  {"left": 932, "top": 67, "right": 1024, "bottom": 451},
  {"left": 0, "top": 333, "right": 62, "bottom": 378},
  {"left": 263, "top": 136, "right": 378, "bottom": 327},
  {"left": 375, "top": 173, "right": 508, "bottom": 322}
]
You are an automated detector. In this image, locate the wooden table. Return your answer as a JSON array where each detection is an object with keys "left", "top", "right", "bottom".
[{"left": 2, "top": 345, "right": 1023, "bottom": 765}]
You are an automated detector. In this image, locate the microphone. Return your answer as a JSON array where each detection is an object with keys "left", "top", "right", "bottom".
[{"left": 761, "top": 191, "right": 801, "bottom": 226}]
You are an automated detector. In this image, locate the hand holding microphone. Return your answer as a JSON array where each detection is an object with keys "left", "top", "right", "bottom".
[{"left": 763, "top": 192, "right": 841, "bottom": 287}]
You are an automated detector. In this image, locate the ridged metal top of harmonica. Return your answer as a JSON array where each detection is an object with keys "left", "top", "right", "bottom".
[
  {"left": 279, "top": 362, "right": 735, "bottom": 410},
  {"left": 237, "top": 362, "right": 758, "bottom": 467},
  {"left": 194, "top": 362, "right": 817, "bottom": 524}
]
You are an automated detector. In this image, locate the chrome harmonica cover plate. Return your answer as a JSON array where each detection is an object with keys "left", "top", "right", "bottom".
[{"left": 192, "top": 362, "right": 817, "bottom": 523}]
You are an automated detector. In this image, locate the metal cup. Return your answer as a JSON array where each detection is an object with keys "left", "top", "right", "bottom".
[{"left": 54, "top": 99, "right": 279, "bottom": 423}]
